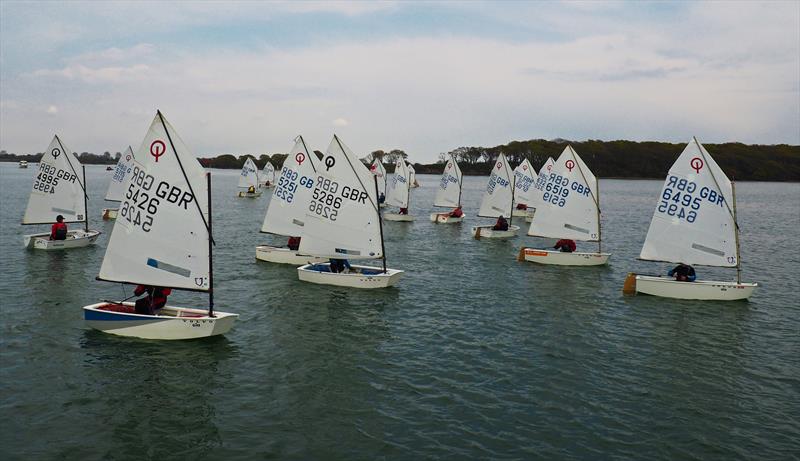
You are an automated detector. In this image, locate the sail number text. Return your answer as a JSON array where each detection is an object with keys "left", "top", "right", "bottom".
[
  {"left": 120, "top": 166, "right": 195, "bottom": 232},
  {"left": 275, "top": 167, "right": 314, "bottom": 204},
  {"left": 33, "top": 163, "right": 77, "bottom": 194},
  {"left": 486, "top": 172, "right": 510, "bottom": 194},
  {"left": 657, "top": 175, "right": 725, "bottom": 223},
  {"left": 309, "top": 176, "right": 370, "bottom": 222},
  {"left": 542, "top": 173, "right": 591, "bottom": 208},
  {"left": 514, "top": 170, "right": 534, "bottom": 192},
  {"left": 439, "top": 173, "right": 458, "bottom": 190}
]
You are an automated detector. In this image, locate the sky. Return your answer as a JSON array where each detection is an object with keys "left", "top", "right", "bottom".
[{"left": 1, "top": 0, "right": 798, "bottom": 162}]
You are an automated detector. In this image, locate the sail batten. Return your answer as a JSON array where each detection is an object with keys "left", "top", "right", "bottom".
[
  {"left": 527, "top": 146, "right": 599, "bottom": 241},
  {"left": 98, "top": 111, "right": 211, "bottom": 291},
  {"left": 639, "top": 138, "right": 737, "bottom": 267}
]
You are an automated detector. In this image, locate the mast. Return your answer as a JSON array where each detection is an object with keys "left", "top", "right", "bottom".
[
  {"left": 82, "top": 165, "right": 88, "bottom": 231},
  {"left": 509, "top": 160, "right": 515, "bottom": 225},
  {"left": 597, "top": 178, "right": 601, "bottom": 254},
  {"left": 732, "top": 179, "right": 742, "bottom": 283},
  {"left": 207, "top": 172, "right": 214, "bottom": 317},
  {"left": 375, "top": 175, "right": 387, "bottom": 273},
  {"left": 457, "top": 157, "right": 463, "bottom": 207}
]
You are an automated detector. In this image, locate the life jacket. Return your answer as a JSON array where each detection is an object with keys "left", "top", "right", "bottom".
[{"left": 51, "top": 222, "right": 68, "bottom": 240}]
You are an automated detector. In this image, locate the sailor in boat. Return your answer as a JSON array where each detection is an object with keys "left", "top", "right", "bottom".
[
  {"left": 399, "top": 207, "right": 409, "bottom": 215},
  {"left": 668, "top": 263, "right": 696, "bottom": 282},
  {"left": 50, "top": 215, "right": 68, "bottom": 241},
  {"left": 493, "top": 216, "right": 509, "bottom": 231},
  {"left": 554, "top": 239, "right": 576, "bottom": 253},
  {"left": 287, "top": 236, "right": 301, "bottom": 251},
  {"left": 516, "top": 203, "right": 528, "bottom": 211},
  {"left": 378, "top": 192, "right": 386, "bottom": 205},
  {"left": 265, "top": 180, "right": 271, "bottom": 187},
  {"left": 133, "top": 285, "right": 172, "bottom": 315},
  {"left": 449, "top": 206, "right": 464, "bottom": 218},
  {"left": 247, "top": 185, "right": 256, "bottom": 194},
  {"left": 329, "top": 258, "right": 352, "bottom": 273}
]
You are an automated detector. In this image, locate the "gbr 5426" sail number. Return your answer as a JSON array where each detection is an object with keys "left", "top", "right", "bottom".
[{"left": 119, "top": 166, "right": 195, "bottom": 232}]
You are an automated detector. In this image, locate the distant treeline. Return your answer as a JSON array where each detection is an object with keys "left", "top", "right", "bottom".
[{"left": 0, "top": 150, "right": 120, "bottom": 165}]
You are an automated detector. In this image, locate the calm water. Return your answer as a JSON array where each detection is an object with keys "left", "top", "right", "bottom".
[{"left": 1, "top": 163, "right": 798, "bottom": 460}]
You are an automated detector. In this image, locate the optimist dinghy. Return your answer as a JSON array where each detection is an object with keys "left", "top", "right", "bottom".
[
  {"left": 370, "top": 159, "right": 387, "bottom": 207},
  {"left": 22, "top": 135, "right": 101, "bottom": 250},
  {"left": 512, "top": 159, "right": 537, "bottom": 218},
  {"left": 408, "top": 163, "right": 420, "bottom": 188},
  {"left": 297, "top": 135, "right": 404, "bottom": 288},
  {"left": 383, "top": 159, "right": 415, "bottom": 222},
  {"left": 623, "top": 138, "right": 757, "bottom": 300},
  {"left": 525, "top": 156, "right": 555, "bottom": 223},
  {"left": 430, "top": 155, "right": 466, "bottom": 224},
  {"left": 261, "top": 161, "right": 276, "bottom": 188},
  {"left": 256, "top": 136, "right": 326, "bottom": 265},
  {"left": 102, "top": 146, "right": 135, "bottom": 219},
  {"left": 237, "top": 157, "right": 262, "bottom": 198},
  {"left": 472, "top": 153, "right": 520, "bottom": 239},
  {"left": 83, "top": 111, "right": 238, "bottom": 339},
  {"left": 520, "top": 146, "right": 610, "bottom": 265}
]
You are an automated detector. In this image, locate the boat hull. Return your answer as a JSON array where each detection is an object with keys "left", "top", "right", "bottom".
[
  {"left": 634, "top": 275, "right": 757, "bottom": 301},
  {"left": 23, "top": 229, "right": 101, "bottom": 250},
  {"left": 237, "top": 191, "right": 262, "bottom": 198},
  {"left": 83, "top": 302, "right": 238, "bottom": 340},
  {"left": 383, "top": 213, "right": 415, "bottom": 222},
  {"left": 429, "top": 213, "right": 465, "bottom": 224},
  {"left": 471, "top": 225, "right": 520, "bottom": 239},
  {"left": 512, "top": 208, "right": 532, "bottom": 218},
  {"left": 297, "top": 263, "right": 404, "bottom": 288},
  {"left": 255, "top": 245, "right": 327, "bottom": 265},
  {"left": 101, "top": 208, "right": 118, "bottom": 220},
  {"left": 521, "top": 248, "right": 610, "bottom": 266}
]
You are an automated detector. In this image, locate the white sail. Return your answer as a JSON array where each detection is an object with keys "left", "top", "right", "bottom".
[
  {"left": 640, "top": 138, "right": 737, "bottom": 267},
  {"left": 386, "top": 159, "right": 410, "bottom": 208},
  {"left": 261, "top": 136, "right": 318, "bottom": 236},
  {"left": 99, "top": 111, "right": 211, "bottom": 291},
  {"left": 370, "top": 159, "right": 387, "bottom": 197},
  {"left": 408, "top": 163, "right": 417, "bottom": 186},
  {"left": 23, "top": 135, "right": 86, "bottom": 224},
  {"left": 105, "top": 146, "right": 136, "bottom": 202},
  {"left": 477, "top": 153, "right": 514, "bottom": 218},
  {"left": 298, "top": 135, "right": 383, "bottom": 260},
  {"left": 513, "top": 158, "right": 537, "bottom": 208},
  {"left": 262, "top": 162, "right": 275, "bottom": 184},
  {"left": 527, "top": 146, "right": 599, "bottom": 241},
  {"left": 238, "top": 157, "right": 259, "bottom": 189},
  {"left": 530, "top": 157, "right": 555, "bottom": 207},
  {"left": 434, "top": 155, "right": 462, "bottom": 208}
]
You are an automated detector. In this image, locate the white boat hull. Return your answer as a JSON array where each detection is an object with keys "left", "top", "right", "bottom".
[
  {"left": 102, "top": 208, "right": 118, "bottom": 220},
  {"left": 383, "top": 213, "right": 415, "bottom": 222},
  {"left": 512, "top": 208, "right": 532, "bottom": 218},
  {"left": 237, "top": 191, "right": 262, "bottom": 198},
  {"left": 521, "top": 248, "right": 610, "bottom": 266},
  {"left": 255, "top": 245, "right": 327, "bottom": 265},
  {"left": 297, "top": 263, "right": 404, "bottom": 288},
  {"left": 633, "top": 275, "right": 757, "bottom": 301},
  {"left": 83, "top": 302, "right": 238, "bottom": 340},
  {"left": 429, "top": 213, "right": 465, "bottom": 224},
  {"left": 23, "top": 229, "right": 101, "bottom": 250},
  {"left": 471, "top": 225, "right": 520, "bottom": 239}
]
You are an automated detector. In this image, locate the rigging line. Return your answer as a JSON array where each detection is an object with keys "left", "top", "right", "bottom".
[
  {"left": 693, "top": 137, "right": 739, "bottom": 231},
  {"left": 570, "top": 146, "right": 600, "bottom": 212},
  {"left": 55, "top": 135, "right": 87, "bottom": 196},
  {"left": 333, "top": 134, "right": 379, "bottom": 213},
  {"left": 156, "top": 111, "right": 215, "bottom": 245},
  {"left": 298, "top": 135, "right": 318, "bottom": 174}
]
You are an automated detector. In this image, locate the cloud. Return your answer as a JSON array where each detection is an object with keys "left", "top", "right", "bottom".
[
  {"left": 31, "top": 63, "right": 151, "bottom": 84},
  {"left": 332, "top": 118, "right": 349, "bottom": 127},
  {"left": 46, "top": 105, "right": 58, "bottom": 114}
]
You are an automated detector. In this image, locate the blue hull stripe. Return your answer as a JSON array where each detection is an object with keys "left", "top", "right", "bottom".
[{"left": 84, "top": 309, "right": 170, "bottom": 323}]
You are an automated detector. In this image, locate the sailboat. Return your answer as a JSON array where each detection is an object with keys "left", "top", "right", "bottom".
[
  {"left": 261, "top": 161, "right": 276, "bottom": 188},
  {"left": 102, "top": 146, "right": 136, "bottom": 219},
  {"left": 370, "top": 158, "right": 387, "bottom": 207},
  {"left": 526, "top": 156, "right": 555, "bottom": 223},
  {"left": 19, "top": 160, "right": 28, "bottom": 168},
  {"left": 256, "top": 136, "right": 327, "bottom": 265},
  {"left": 82, "top": 111, "right": 238, "bottom": 339},
  {"left": 22, "top": 135, "right": 101, "bottom": 250},
  {"left": 430, "top": 155, "right": 465, "bottom": 224},
  {"left": 383, "top": 158, "right": 415, "bottom": 222},
  {"left": 512, "top": 158, "right": 537, "bottom": 218},
  {"left": 471, "top": 153, "right": 520, "bottom": 239},
  {"left": 520, "top": 146, "right": 610, "bottom": 265},
  {"left": 623, "top": 138, "right": 758, "bottom": 300},
  {"left": 237, "top": 157, "right": 262, "bottom": 197},
  {"left": 408, "top": 163, "right": 420, "bottom": 188},
  {"left": 296, "top": 135, "right": 404, "bottom": 288}
]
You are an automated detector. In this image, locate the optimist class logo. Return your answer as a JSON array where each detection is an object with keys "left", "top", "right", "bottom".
[
  {"left": 690, "top": 157, "right": 704, "bottom": 174},
  {"left": 496, "top": 161, "right": 502, "bottom": 169},
  {"left": 51, "top": 148, "right": 61, "bottom": 158},
  {"left": 565, "top": 160, "right": 575, "bottom": 172},
  {"left": 295, "top": 152, "right": 306, "bottom": 165},
  {"left": 150, "top": 140, "right": 166, "bottom": 162}
]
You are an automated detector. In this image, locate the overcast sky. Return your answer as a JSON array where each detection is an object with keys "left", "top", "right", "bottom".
[{"left": 1, "top": 1, "right": 798, "bottom": 162}]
